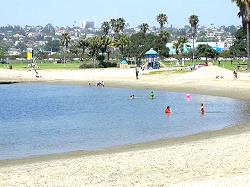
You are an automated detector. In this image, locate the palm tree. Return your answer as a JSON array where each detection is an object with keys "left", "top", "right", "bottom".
[
  {"left": 60, "top": 32, "right": 71, "bottom": 66},
  {"left": 156, "top": 13, "right": 168, "bottom": 30},
  {"left": 101, "top": 21, "right": 110, "bottom": 36},
  {"left": 77, "top": 38, "right": 89, "bottom": 62},
  {"left": 100, "top": 36, "right": 112, "bottom": 62},
  {"left": 173, "top": 36, "right": 190, "bottom": 65},
  {"left": 114, "top": 35, "right": 130, "bottom": 59},
  {"left": 139, "top": 23, "right": 149, "bottom": 34},
  {"left": 189, "top": 15, "right": 199, "bottom": 65},
  {"left": 117, "top": 18, "right": 126, "bottom": 33},
  {"left": 87, "top": 37, "right": 102, "bottom": 64},
  {"left": 110, "top": 19, "right": 118, "bottom": 38},
  {"left": 232, "top": 0, "right": 250, "bottom": 71}
]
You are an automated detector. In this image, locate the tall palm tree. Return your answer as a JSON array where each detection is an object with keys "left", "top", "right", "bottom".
[
  {"left": 156, "top": 13, "right": 168, "bottom": 30},
  {"left": 110, "top": 18, "right": 126, "bottom": 37},
  {"left": 60, "top": 32, "right": 71, "bottom": 65},
  {"left": 189, "top": 15, "right": 199, "bottom": 65},
  {"left": 139, "top": 23, "right": 149, "bottom": 34},
  {"left": 101, "top": 21, "right": 110, "bottom": 36},
  {"left": 117, "top": 18, "right": 126, "bottom": 33},
  {"left": 232, "top": 0, "right": 250, "bottom": 71},
  {"left": 77, "top": 38, "right": 89, "bottom": 62}
]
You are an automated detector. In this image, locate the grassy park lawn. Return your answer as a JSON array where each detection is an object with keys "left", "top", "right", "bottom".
[
  {"left": 0, "top": 61, "right": 82, "bottom": 70},
  {"left": 0, "top": 60, "right": 247, "bottom": 72}
]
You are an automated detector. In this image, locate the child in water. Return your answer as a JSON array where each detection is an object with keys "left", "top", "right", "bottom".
[
  {"left": 200, "top": 103, "right": 205, "bottom": 114},
  {"left": 149, "top": 91, "right": 155, "bottom": 99},
  {"left": 129, "top": 94, "right": 135, "bottom": 100},
  {"left": 165, "top": 106, "right": 171, "bottom": 113}
]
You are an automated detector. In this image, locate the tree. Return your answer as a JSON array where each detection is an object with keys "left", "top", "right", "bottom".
[
  {"left": 60, "top": 32, "right": 71, "bottom": 65},
  {"left": 230, "top": 27, "right": 247, "bottom": 57},
  {"left": 86, "top": 36, "right": 102, "bottom": 64},
  {"left": 117, "top": 18, "right": 126, "bottom": 33},
  {"left": 77, "top": 38, "right": 89, "bottom": 62},
  {"left": 189, "top": 15, "right": 199, "bottom": 64},
  {"left": 100, "top": 36, "right": 112, "bottom": 62},
  {"left": 155, "top": 30, "right": 170, "bottom": 58},
  {"left": 44, "top": 40, "right": 60, "bottom": 52},
  {"left": 232, "top": 0, "right": 250, "bottom": 71},
  {"left": 156, "top": 13, "right": 168, "bottom": 30},
  {"left": 124, "top": 33, "right": 158, "bottom": 65},
  {"left": 173, "top": 37, "right": 190, "bottom": 63},
  {"left": 114, "top": 35, "right": 130, "bottom": 59},
  {"left": 196, "top": 44, "right": 217, "bottom": 63},
  {"left": 139, "top": 23, "right": 149, "bottom": 34},
  {"left": 0, "top": 48, "right": 4, "bottom": 60},
  {"left": 110, "top": 18, "right": 126, "bottom": 38},
  {"left": 101, "top": 21, "right": 110, "bottom": 36}
]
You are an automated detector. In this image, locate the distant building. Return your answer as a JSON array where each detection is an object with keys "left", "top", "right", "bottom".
[
  {"left": 166, "top": 42, "right": 225, "bottom": 55},
  {"left": 82, "top": 20, "right": 95, "bottom": 30}
]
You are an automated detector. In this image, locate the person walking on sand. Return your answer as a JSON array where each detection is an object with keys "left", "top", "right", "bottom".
[
  {"left": 233, "top": 69, "right": 237, "bottom": 79},
  {"left": 135, "top": 67, "right": 139, "bottom": 80}
]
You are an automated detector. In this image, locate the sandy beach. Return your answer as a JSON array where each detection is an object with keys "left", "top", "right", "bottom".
[{"left": 0, "top": 66, "right": 250, "bottom": 186}]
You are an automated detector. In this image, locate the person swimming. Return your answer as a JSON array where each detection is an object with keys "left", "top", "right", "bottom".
[
  {"left": 149, "top": 91, "right": 155, "bottom": 99},
  {"left": 200, "top": 103, "right": 205, "bottom": 114},
  {"left": 165, "top": 106, "right": 171, "bottom": 113},
  {"left": 129, "top": 94, "right": 135, "bottom": 100}
]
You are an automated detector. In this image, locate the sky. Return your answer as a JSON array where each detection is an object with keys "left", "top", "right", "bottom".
[{"left": 0, "top": 0, "right": 241, "bottom": 28}]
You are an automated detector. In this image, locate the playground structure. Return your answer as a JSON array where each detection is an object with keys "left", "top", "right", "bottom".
[
  {"left": 142, "top": 48, "right": 166, "bottom": 70},
  {"left": 145, "top": 48, "right": 159, "bottom": 69}
]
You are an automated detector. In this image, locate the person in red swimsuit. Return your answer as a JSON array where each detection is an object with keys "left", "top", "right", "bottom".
[{"left": 165, "top": 106, "right": 171, "bottom": 114}]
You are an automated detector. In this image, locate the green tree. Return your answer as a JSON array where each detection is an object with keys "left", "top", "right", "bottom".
[
  {"left": 232, "top": 0, "right": 250, "bottom": 71},
  {"left": 155, "top": 30, "right": 170, "bottom": 58},
  {"left": 110, "top": 18, "right": 126, "bottom": 38},
  {"left": 60, "top": 32, "right": 71, "bottom": 65},
  {"left": 114, "top": 35, "right": 130, "bottom": 59},
  {"left": 44, "top": 40, "right": 60, "bottom": 52},
  {"left": 156, "top": 13, "right": 168, "bottom": 30},
  {"left": 196, "top": 44, "right": 217, "bottom": 63},
  {"left": 139, "top": 23, "right": 149, "bottom": 34},
  {"left": 101, "top": 21, "right": 110, "bottom": 36},
  {"left": 189, "top": 15, "right": 199, "bottom": 64},
  {"left": 86, "top": 36, "right": 102, "bottom": 64},
  {"left": 78, "top": 38, "right": 89, "bottom": 62},
  {"left": 117, "top": 18, "right": 126, "bottom": 33},
  {"left": 100, "top": 36, "right": 112, "bottom": 62},
  {"left": 230, "top": 27, "right": 247, "bottom": 57},
  {"left": 124, "top": 33, "right": 158, "bottom": 65},
  {"left": 0, "top": 48, "right": 4, "bottom": 59}
]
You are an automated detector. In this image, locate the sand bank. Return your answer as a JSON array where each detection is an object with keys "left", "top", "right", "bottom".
[{"left": 0, "top": 66, "right": 250, "bottom": 186}]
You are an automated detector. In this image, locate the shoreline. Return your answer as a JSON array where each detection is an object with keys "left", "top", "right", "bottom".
[
  {"left": 1, "top": 67, "right": 250, "bottom": 186},
  {"left": 1, "top": 122, "right": 249, "bottom": 167}
]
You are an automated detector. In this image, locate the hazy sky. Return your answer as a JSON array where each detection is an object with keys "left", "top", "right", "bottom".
[{"left": 1, "top": 0, "right": 241, "bottom": 28}]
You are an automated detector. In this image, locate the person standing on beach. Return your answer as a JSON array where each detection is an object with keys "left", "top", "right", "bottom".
[{"left": 135, "top": 67, "right": 139, "bottom": 80}]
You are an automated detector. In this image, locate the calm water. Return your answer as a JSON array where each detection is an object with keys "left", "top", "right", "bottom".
[{"left": 0, "top": 84, "right": 249, "bottom": 160}]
